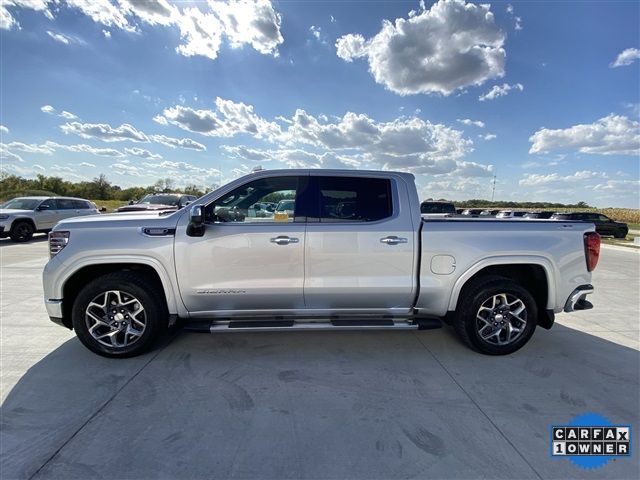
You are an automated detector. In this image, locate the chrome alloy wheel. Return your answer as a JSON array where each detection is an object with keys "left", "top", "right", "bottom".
[
  {"left": 476, "top": 293, "right": 527, "bottom": 346},
  {"left": 85, "top": 290, "right": 146, "bottom": 348}
]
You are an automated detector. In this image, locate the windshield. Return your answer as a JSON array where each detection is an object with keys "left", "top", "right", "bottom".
[
  {"left": 276, "top": 200, "right": 295, "bottom": 211},
  {"left": 0, "top": 199, "right": 41, "bottom": 210},
  {"left": 421, "top": 203, "right": 455, "bottom": 214},
  {"left": 138, "top": 195, "right": 180, "bottom": 206}
]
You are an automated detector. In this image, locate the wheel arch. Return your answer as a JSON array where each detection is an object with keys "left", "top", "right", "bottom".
[
  {"left": 10, "top": 217, "right": 36, "bottom": 231},
  {"left": 60, "top": 259, "right": 180, "bottom": 329},
  {"left": 448, "top": 257, "right": 556, "bottom": 329}
]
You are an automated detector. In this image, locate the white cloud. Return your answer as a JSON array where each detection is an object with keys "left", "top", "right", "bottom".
[
  {"left": 79, "top": 161, "right": 96, "bottom": 167},
  {"left": 481, "top": 133, "right": 497, "bottom": 141},
  {"left": 457, "top": 118, "right": 485, "bottom": 128},
  {"left": 0, "top": 125, "right": 8, "bottom": 134},
  {"left": 519, "top": 170, "right": 608, "bottom": 187},
  {"left": 152, "top": 114, "right": 168, "bottom": 125},
  {"left": 0, "top": 144, "right": 24, "bottom": 162},
  {"left": 44, "top": 141, "right": 125, "bottom": 157},
  {"left": 209, "top": 0, "right": 283, "bottom": 55},
  {"left": 5, "top": 1, "right": 284, "bottom": 61},
  {"left": 33, "top": 164, "right": 46, "bottom": 171},
  {"left": 41, "top": 105, "right": 79, "bottom": 119},
  {"left": 157, "top": 98, "right": 281, "bottom": 139},
  {"left": 1, "top": 4, "right": 17, "bottom": 30},
  {"left": 125, "top": 147, "right": 162, "bottom": 160},
  {"left": 46, "top": 30, "right": 71, "bottom": 44},
  {"left": 149, "top": 134, "right": 207, "bottom": 151},
  {"left": 61, "top": 121, "right": 149, "bottom": 142},
  {"left": 120, "top": 0, "right": 177, "bottom": 26},
  {"left": 610, "top": 48, "right": 640, "bottom": 68},
  {"left": 335, "top": 34, "right": 367, "bottom": 62},
  {"left": 479, "top": 82, "right": 523, "bottom": 101},
  {"left": 65, "top": 0, "right": 132, "bottom": 31},
  {"left": 529, "top": 114, "right": 640, "bottom": 156},
  {"left": 110, "top": 160, "right": 143, "bottom": 176},
  {"left": 5, "top": 141, "right": 54, "bottom": 154},
  {"left": 335, "top": 0, "right": 506, "bottom": 95},
  {"left": 309, "top": 25, "right": 323, "bottom": 42},
  {"left": 1, "top": 1, "right": 52, "bottom": 30},
  {"left": 159, "top": 97, "right": 485, "bottom": 176}
]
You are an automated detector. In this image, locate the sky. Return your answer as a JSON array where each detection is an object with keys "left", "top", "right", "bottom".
[{"left": 0, "top": 0, "right": 639, "bottom": 208}]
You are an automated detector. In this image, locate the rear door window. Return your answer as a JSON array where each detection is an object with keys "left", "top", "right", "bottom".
[{"left": 315, "top": 176, "right": 392, "bottom": 222}]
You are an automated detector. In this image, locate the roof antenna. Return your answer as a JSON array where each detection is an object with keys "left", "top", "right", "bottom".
[{"left": 491, "top": 171, "right": 497, "bottom": 202}]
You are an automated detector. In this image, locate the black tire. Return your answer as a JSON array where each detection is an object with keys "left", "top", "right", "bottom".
[
  {"left": 72, "top": 271, "right": 168, "bottom": 358},
  {"left": 614, "top": 230, "right": 627, "bottom": 239},
  {"left": 10, "top": 220, "right": 34, "bottom": 242},
  {"left": 453, "top": 275, "right": 537, "bottom": 355}
]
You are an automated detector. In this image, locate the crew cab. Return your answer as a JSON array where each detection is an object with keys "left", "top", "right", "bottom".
[{"left": 42, "top": 170, "right": 599, "bottom": 358}]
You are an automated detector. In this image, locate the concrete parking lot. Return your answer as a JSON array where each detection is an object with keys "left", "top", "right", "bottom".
[{"left": 1, "top": 236, "right": 638, "bottom": 480}]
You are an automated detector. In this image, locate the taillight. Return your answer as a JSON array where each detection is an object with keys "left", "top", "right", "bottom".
[{"left": 584, "top": 232, "right": 600, "bottom": 272}]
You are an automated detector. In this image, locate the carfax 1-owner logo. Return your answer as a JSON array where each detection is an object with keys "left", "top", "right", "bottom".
[{"left": 551, "top": 413, "right": 632, "bottom": 469}]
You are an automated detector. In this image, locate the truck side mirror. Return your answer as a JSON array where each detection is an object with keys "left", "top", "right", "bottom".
[{"left": 187, "top": 204, "right": 205, "bottom": 237}]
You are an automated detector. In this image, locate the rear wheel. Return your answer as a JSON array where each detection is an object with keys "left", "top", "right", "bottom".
[
  {"left": 72, "top": 271, "right": 168, "bottom": 358},
  {"left": 453, "top": 276, "right": 537, "bottom": 355},
  {"left": 10, "top": 220, "right": 34, "bottom": 242}
]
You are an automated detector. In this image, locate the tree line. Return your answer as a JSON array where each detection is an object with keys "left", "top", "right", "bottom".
[
  {"left": 0, "top": 173, "right": 209, "bottom": 201},
  {"left": 1, "top": 172, "right": 595, "bottom": 209}
]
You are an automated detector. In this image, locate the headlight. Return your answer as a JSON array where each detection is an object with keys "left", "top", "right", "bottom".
[
  {"left": 49, "top": 231, "right": 70, "bottom": 257},
  {"left": 0, "top": 214, "right": 9, "bottom": 220}
]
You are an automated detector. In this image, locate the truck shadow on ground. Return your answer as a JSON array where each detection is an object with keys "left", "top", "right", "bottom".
[{"left": 2, "top": 325, "right": 639, "bottom": 480}]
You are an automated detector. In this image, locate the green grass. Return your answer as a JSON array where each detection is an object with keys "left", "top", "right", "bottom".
[{"left": 91, "top": 200, "right": 128, "bottom": 212}]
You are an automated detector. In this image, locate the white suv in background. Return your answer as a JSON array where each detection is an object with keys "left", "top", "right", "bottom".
[
  {"left": 0, "top": 196, "right": 100, "bottom": 242},
  {"left": 496, "top": 210, "right": 528, "bottom": 219}
]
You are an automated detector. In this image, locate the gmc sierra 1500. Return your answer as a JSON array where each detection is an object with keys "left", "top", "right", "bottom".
[{"left": 43, "top": 169, "right": 599, "bottom": 357}]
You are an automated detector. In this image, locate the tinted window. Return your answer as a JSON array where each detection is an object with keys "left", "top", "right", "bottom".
[
  {"left": 71, "top": 200, "right": 91, "bottom": 209},
  {"left": 514, "top": 212, "right": 526, "bottom": 217},
  {"left": 206, "top": 176, "right": 301, "bottom": 223},
  {"left": 139, "top": 195, "right": 180, "bottom": 206},
  {"left": 57, "top": 199, "right": 76, "bottom": 209},
  {"left": 317, "top": 176, "right": 392, "bottom": 222},
  {"left": 421, "top": 202, "right": 455, "bottom": 214},
  {"left": 39, "top": 199, "right": 58, "bottom": 209}
]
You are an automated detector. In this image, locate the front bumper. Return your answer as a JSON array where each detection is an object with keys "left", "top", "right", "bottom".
[
  {"left": 564, "top": 285, "right": 594, "bottom": 312},
  {"left": 0, "top": 225, "right": 6, "bottom": 238},
  {"left": 44, "top": 298, "right": 68, "bottom": 328}
]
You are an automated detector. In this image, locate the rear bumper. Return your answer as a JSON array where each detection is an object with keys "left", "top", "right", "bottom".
[{"left": 564, "top": 285, "right": 594, "bottom": 312}]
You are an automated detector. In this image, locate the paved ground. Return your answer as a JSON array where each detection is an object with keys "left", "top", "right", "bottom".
[{"left": 1, "top": 236, "right": 638, "bottom": 480}]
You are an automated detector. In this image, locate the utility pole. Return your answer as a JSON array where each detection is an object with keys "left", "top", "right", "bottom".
[{"left": 491, "top": 172, "right": 497, "bottom": 203}]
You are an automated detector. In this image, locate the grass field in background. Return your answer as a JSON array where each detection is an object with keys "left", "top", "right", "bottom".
[{"left": 91, "top": 200, "right": 128, "bottom": 211}]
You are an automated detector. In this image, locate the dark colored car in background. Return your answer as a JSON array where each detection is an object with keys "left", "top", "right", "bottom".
[
  {"left": 551, "top": 212, "right": 628, "bottom": 238},
  {"left": 524, "top": 211, "right": 555, "bottom": 219},
  {"left": 115, "top": 193, "right": 197, "bottom": 213}
]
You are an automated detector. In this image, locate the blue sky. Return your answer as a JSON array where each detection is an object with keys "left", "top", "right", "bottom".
[{"left": 1, "top": 0, "right": 638, "bottom": 207}]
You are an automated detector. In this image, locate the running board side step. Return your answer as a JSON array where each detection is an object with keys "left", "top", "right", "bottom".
[{"left": 208, "top": 319, "right": 421, "bottom": 333}]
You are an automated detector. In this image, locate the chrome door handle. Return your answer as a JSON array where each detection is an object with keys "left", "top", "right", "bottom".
[
  {"left": 380, "top": 236, "right": 408, "bottom": 245},
  {"left": 270, "top": 236, "right": 299, "bottom": 245}
]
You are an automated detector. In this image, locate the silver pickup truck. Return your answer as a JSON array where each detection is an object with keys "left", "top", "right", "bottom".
[{"left": 43, "top": 169, "right": 599, "bottom": 358}]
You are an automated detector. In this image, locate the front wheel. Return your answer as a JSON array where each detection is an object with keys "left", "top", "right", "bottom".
[
  {"left": 453, "top": 276, "right": 537, "bottom": 355},
  {"left": 614, "top": 230, "right": 627, "bottom": 239},
  {"left": 72, "top": 271, "right": 168, "bottom": 358},
  {"left": 10, "top": 221, "right": 34, "bottom": 242}
]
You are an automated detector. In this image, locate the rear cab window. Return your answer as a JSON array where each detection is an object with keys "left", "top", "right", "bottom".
[{"left": 313, "top": 176, "right": 393, "bottom": 223}]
